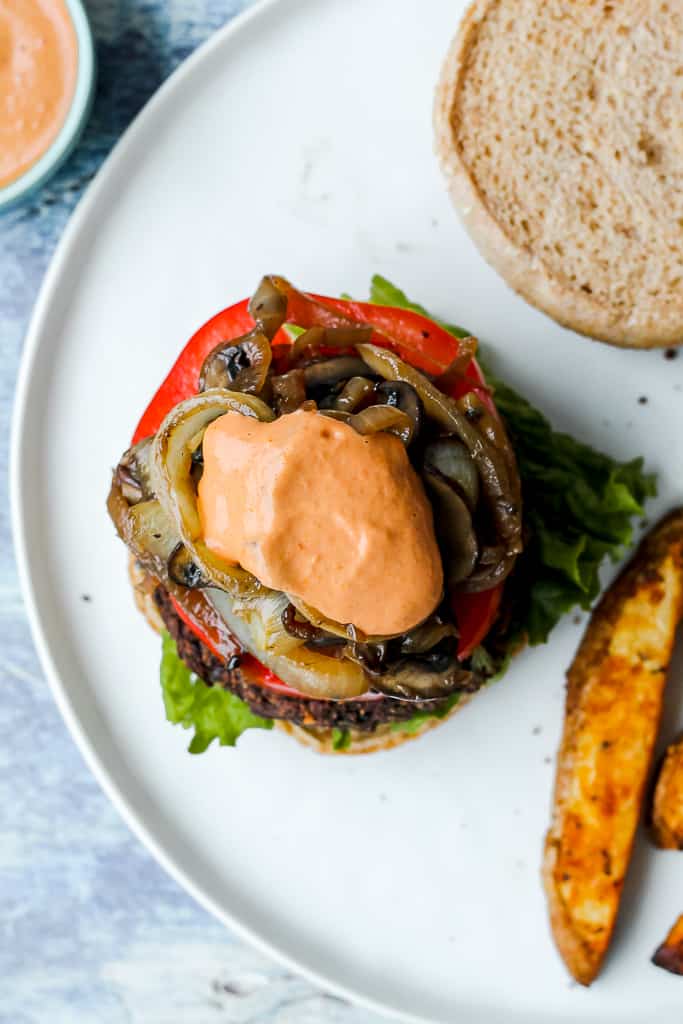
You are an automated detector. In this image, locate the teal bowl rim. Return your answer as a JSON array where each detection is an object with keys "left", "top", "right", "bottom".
[{"left": 0, "top": 0, "right": 96, "bottom": 211}]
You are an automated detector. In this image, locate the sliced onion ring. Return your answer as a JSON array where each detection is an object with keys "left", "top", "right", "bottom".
[
  {"left": 152, "top": 388, "right": 274, "bottom": 595},
  {"left": 107, "top": 478, "right": 179, "bottom": 579},
  {"left": 375, "top": 380, "right": 423, "bottom": 442},
  {"left": 334, "top": 376, "right": 376, "bottom": 413},
  {"left": 433, "top": 336, "right": 478, "bottom": 391},
  {"left": 289, "top": 324, "right": 373, "bottom": 364},
  {"left": 286, "top": 593, "right": 406, "bottom": 645},
  {"left": 210, "top": 590, "right": 369, "bottom": 699},
  {"left": 115, "top": 436, "right": 156, "bottom": 502},
  {"left": 303, "top": 356, "right": 371, "bottom": 390},
  {"left": 248, "top": 276, "right": 288, "bottom": 340},
  {"left": 349, "top": 404, "right": 414, "bottom": 445}
]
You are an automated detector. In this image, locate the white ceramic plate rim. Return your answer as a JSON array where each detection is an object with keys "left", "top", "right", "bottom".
[{"left": 8, "top": 2, "right": 442, "bottom": 1021}]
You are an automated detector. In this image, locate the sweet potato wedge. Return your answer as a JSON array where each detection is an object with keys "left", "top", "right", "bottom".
[
  {"left": 653, "top": 915, "right": 683, "bottom": 975},
  {"left": 652, "top": 738, "right": 683, "bottom": 850},
  {"left": 543, "top": 509, "right": 683, "bottom": 986}
]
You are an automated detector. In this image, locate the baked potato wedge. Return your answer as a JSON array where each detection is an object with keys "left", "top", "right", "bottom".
[
  {"left": 543, "top": 509, "right": 683, "bottom": 986},
  {"left": 652, "top": 738, "right": 683, "bottom": 850},
  {"left": 652, "top": 915, "right": 683, "bottom": 975}
]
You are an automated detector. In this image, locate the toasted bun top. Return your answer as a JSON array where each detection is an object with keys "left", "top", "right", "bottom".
[{"left": 435, "top": 0, "right": 683, "bottom": 349}]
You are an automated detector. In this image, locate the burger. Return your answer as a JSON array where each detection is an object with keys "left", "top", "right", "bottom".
[{"left": 107, "top": 275, "right": 654, "bottom": 755}]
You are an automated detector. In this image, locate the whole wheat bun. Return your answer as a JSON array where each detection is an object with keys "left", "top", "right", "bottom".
[
  {"left": 129, "top": 557, "right": 464, "bottom": 755},
  {"left": 129, "top": 557, "right": 167, "bottom": 632},
  {"left": 434, "top": 0, "right": 683, "bottom": 349}
]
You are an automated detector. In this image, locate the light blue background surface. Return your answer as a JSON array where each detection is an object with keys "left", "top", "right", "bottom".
[{"left": 2, "top": 3, "right": 379, "bottom": 1020}]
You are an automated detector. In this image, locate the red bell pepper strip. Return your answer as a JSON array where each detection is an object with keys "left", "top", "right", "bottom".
[
  {"left": 132, "top": 288, "right": 504, "bottom": 676},
  {"left": 170, "top": 594, "right": 230, "bottom": 661},
  {"left": 133, "top": 300, "right": 257, "bottom": 444},
  {"left": 451, "top": 586, "right": 503, "bottom": 661}
]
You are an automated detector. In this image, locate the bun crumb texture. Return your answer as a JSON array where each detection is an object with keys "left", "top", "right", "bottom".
[{"left": 435, "top": 0, "right": 683, "bottom": 348}]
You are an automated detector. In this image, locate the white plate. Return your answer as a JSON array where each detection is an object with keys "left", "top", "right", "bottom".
[{"left": 11, "top": 1, "right": 683, "bottom": 1020}]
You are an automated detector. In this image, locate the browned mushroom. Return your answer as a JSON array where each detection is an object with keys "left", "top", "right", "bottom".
[{"left": 199, "top": 328, "right": 272, "bottom": 394}]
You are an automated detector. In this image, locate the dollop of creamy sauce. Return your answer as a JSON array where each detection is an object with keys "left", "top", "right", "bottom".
[
  {"left": 0, "top": 0, "right": 78, "bottom": 189},
  {"left": 198, "top": 409, "right": 443, "bottom": 636}
]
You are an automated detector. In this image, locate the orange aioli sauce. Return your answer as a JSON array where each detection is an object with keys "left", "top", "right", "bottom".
[
  {"left": 198, "top": 409, "right": 444, "bottom": 636},
  {"left": 0, "top": 0, "right": 78, "bottom": 189}
]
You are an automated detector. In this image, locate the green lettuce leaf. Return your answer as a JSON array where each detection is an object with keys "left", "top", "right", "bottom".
[
  {"left": 480, "top": 375, "right": 656, "bottom": 645},
  {"left": 331, "top": 727, "right": 352, "bottom": 751},
  {"left": 160, "top": 631, "right": 272, "bottom": 753},
  {"left": 391, "top": 692, "right": 461, "bottom": 734},
  {"left": 282, "top": 323, "right": 305, "bottom": 340}
]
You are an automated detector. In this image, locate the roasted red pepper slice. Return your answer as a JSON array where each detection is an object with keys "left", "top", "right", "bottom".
[
  {"left": 451, "top": 586, "right": 502, "bottom": 661},
  {"left": 133, "top": 299, "right": 255, "bottom": 444},
  {"left": 132, "top": 288, "right": 503, "bottom": 678}
]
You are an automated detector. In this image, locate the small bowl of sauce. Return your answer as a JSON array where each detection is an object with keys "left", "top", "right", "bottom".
[{"left": 0, "top": 0, "right": 95, "bottom": 210}]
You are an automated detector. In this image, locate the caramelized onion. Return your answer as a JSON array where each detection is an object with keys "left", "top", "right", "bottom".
[
  {"left": 303, "top": 356, "right": 371, "bottom": 391},
  {"left": 230, "top": 589, "right": 305, "bottom": 657},
  {"left": 107, "top": 482, "right": 179, "bottom": 580},
  {"left": 152, "top": 389, "right": 273, "bottom": 595},
  {"left": 115, "top": 465, "right": 145, "bottom": 505},
  {"left": 348, "top": 404, "right": 414, "bottom": 445},
  {"left": 319, "top": 409, "right": 352, "bottom": 424},
  {"left": 286, "top": 594, "right": 404, "bottom": 644},
  {"left": 209, "top": 590, "right": 369, "bottom": 698},
  {"left": 115, "top": 436, "right": 156, "bottom": 502},
  {"left": 281, "top": 603, "right": 343, "bottom": 646},
  {"left": 286, "top": 594, "right": 360, "bottom": 641},
  {"left": 334, "top": 376, "right": 376, "bottom": 413},
  {"left": 289, "top": 324, "right": 373, "bottom": 363},
  {"left": 457, "top": 391, "right": 522, "bottom": 511},
  {"left": 434, "top": 336, "right": 478, "bottom": 391},
  {"left": 376, "top": 380, "right": 423, "bottom": 442},
  {"left": 248, "top": 276, "right": 288, "bottom": 340}
]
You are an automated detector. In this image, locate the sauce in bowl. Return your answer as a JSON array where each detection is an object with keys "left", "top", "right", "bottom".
[{"left": 0, "top": 0, "right": 78, "bottom": 190}]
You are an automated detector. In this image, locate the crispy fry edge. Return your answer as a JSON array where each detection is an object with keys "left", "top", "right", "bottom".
[
  {"left": 652, "top": 914, "right": 683, "bottom": 976},
  {"left": 651, "top": 737, "right": 683, "bottom": 850},
  {"left": 543, "top": 509, "right": 683, "bottom": 986}
]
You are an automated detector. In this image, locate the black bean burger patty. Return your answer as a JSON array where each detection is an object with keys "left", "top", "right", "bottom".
[{"left": 154, "top": 586, "right": 451, "bottom": 731}]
